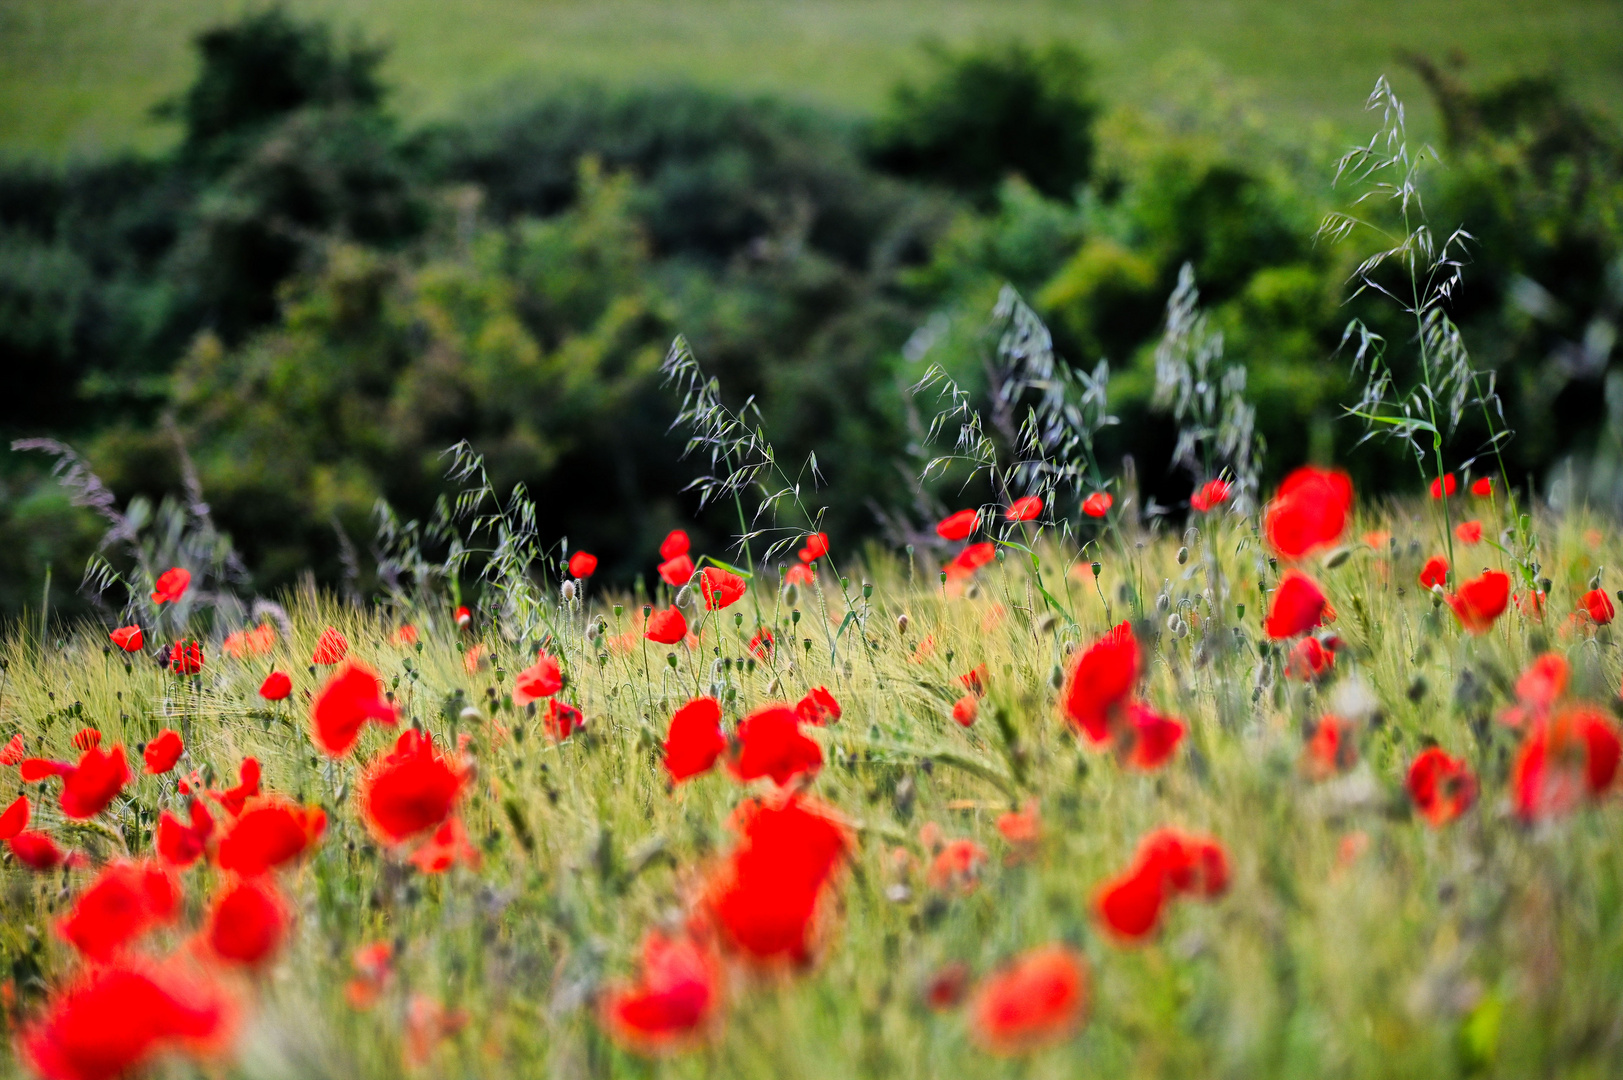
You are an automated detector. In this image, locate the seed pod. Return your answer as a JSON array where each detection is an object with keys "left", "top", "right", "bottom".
[{"left": 1090, "top": 561, "right": 1102, "bottom": 578}]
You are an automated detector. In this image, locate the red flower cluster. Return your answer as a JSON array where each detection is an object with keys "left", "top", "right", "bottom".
[
  {"left": 658, "top": 529, "right": 694, "bottom": 587},
  {"left": 1060, "top": 623, "right": 1184, "bottom": 769},
  {"left": 704, "top": 794, "right": 851, "bottom": 966},
  {"left": 1095, "top": 828, "right": 1229, "bottom": 942}
]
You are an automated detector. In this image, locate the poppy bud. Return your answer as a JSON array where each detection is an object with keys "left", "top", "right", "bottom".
[
  {"left": 560, "top": 581, "right": 576, "bottom": 602},
  {"left": 783, "top": 583, "right": 800, "bottom": 606},
  {"left": 1156, "top": 594, "right": 1170, "bottom": 613},
  {"left": 1177, "top": 547, "right": 1189, "bottom": 565},
  {"left": 897, "top": 614, "right": 910, "bottom": 634},
  {"left": 674, "top": 586, "right": 692, "bottom": 608}
]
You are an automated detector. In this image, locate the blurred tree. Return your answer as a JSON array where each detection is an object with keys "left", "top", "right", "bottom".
[{"left": 866, "top": 41, "right": 1099, "bottom": 206}]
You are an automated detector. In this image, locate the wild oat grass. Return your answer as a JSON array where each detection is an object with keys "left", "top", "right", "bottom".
[{"left": 4, "top": 496, "right": 1623, "bottom": 1079}]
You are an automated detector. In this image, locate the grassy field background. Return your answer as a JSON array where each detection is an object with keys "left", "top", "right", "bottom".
[{"left": 2, "top": 0, "right": 1620, "bottom": 159}]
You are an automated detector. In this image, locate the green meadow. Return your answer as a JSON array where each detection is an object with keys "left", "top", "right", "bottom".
[{"left": 3, "top": 0, "right": 1621, "bottom": 156}]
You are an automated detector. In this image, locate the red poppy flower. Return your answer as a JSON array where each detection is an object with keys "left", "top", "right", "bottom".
[
  {"left": 407, "top": 815, "right": 480, "bottom": 874},
  {"left": 1501, "top": 653, "right": 1568, "bottom": 728},
  {"left": 543, "top": 700, "right": 583, "bottom": 740},
  {"left": 310, "top": 662, "right": 397, "bottom": 757},
  {"left": 143, "top": 730, "right": 183, "bottom": 775},
  {"left": 1095, "top": 828, "right": 1228, "bottom": 943},
  {"left": 1447, "top": 570, "right": 1511, "bottom": 635},
  {"left": 345, "top": 942, "right": 394, "bottom": 1009},
  {"left": 1455, "top": 520, "right": 1483, "bottom": 545},
  {"left": 944, "top": 542, "right": 997, "bottom": 579},
  {"left": 928, "top": 838, "right": 987, "bottom": 893},
  {"left": 513, "top": 652, "right": 564, "bottom": 707},
  {"left": 208, "top": 758, "right": 261, "bottom": 817},
  {"left": 798, "top": 532, "right": 829, "bottom": 562},
  {"left": 24, "top": 745, "right": 130, "bottom": 820},
  {"left": 658, "top": 553, "right": 695, "bottom": 587},
  {"left": 1429, "top": 474, "right": 1458, "bottom": 498},
  {"left": 1263, "top": 466, "right": 1353, "bottom": 559},
  {"left": 109, "top": 625, "right": 143, "bottom": 652},
  {"left": 1061, "top": 622, "right": 1139, "bottom": 743},
  {"left": 996, "top": 801, "right": 1041, "bottom": 847},
  {"left": 56, "top": 860, "right": 179, "bottom": 962},
  {"left": 205, "top": 878, "right": 287, "bottom": 968},
  {"left": 951, "top": 695, "right": 979, "bottom": 726},
  {"left": 150, "top": 567, "right": 191, "bottom": 605},
  {"left": 1304, "top": 715, "right": 1357, "bottom": 779},
  {"left": 312, "top": 626, "right": 348, "bottom": 666},
  {"left": 222, "top": 623, "right": 275, "bottom": 658},
  {"left": 403, "top": 994, "right": 469, "bottom": 1068},
  {"left": 1512, "top": 707, "right": 1622, "bottom": 820},
  {"left": 1006, "top": 496, "right": 1043, "bottom": 522},
  {"left": 795, "top": 686, "right": 840, "bottom": 726},
  {"left": 357, "top": 731, "right": 467, "bottom": 845},
  {"left": 18, "top": 960, "right": 235, "bottom": 1080},
  {"left": 1123, "top": 705, "right": 1185, "bottom": 770},
  {"left": 645, "top": 607, "right": 688, "bottom": 645},
  {"left": 700, "top": 566, "right": 747, "bottom": 610},
  {"left": 1264, "top": 570, "right": 1329, "bottom": 639},
  {"left": 660, "top": 529, "right": 691, "bottom": 561},
  {"left": 600, "top": 931, "right": 724, "bottom": 1056},
  {"left": 1407, "top": 747, "right": 1477, "bottom": 827},
  {"left": 959, "top": 664, "right": 988, "bottom": 697},
  {"left": 1081, "top": 492, "right": 1113, "bottom": 518},
  {"left": 936, "top": 509, "right": 979, "bottom": 541},
  {"left": 259, "top": 671, "right": 292, "bottom": 701},
  {"left": 1418, "top": 556, "right": 1449, "bottom": 590},
  {"left": 705, "top": 794, "right": 851, "bottom": 965},
  {"left": 390, "top": 624, "right": 419, "bottom": 647},
  {"left": 568, "top": 551, "right": 598, "bottom": 578},
  {"left": 9, "top": 831, "right": 68, "bottom": 871},
  {"left": 1285, "top": 637, "right": 1335, "bottom": 681},
  {"left": 72, "top": 729, "right": 102, "bottom": 752},
  {"left": 1470, "top": 476, "right": 1493, "bottom": 496},
  {"left": 214, "top": 797, "right": 325, "bottom": 877},
  {"left": 785, "top": 563, "right": 815, "bottom": 586},
  {"left": 748, "top": 627, "right": 774, "bottom": 659},
  {"left": 169, "top": 640, "right": 204, "bottom": 675},
  {"left": 924, "top": 962, "right": 971, "bottom": 1010},
  {"left": 1, "top": 732, "right": 25, "bottom": 765},
  {"left": 1189, "top": 478, "right": 1232, "bottom": 513},
  {"left": 1581, "top": 588, "right": 1616, "bottom": 625},
  {"left": 968, "top": 945, "right": 1088, "bottom": 1055},
  {"left": 155, "top": 799, "right": 214, "bottom": 870},
  {"left": 455, "top": 605, "right": 472, "bottom": 628},
  {"left": 0, "top": 794, "right": 28, "bottom": 839},
  {"left": 729, "top": 706, "right": 822, "bottom": 787},
  {"left": 664, "top": 697, "right": 727, "bottom": 783}
]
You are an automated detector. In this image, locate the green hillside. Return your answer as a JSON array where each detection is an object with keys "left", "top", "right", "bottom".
[{"left": 3, "top": 0, "right": 1620, "bottom": 156}]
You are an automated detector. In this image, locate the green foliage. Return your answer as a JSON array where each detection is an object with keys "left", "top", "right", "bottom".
[{"left": 867, "top": 40, "right": 1099, "bottom": 206}]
